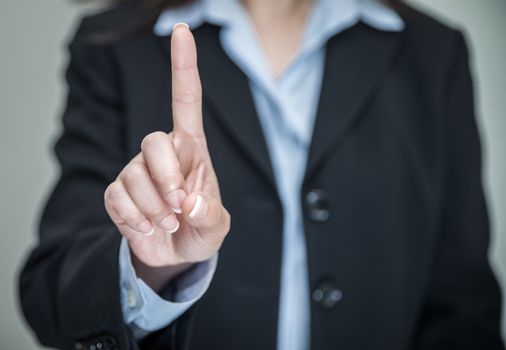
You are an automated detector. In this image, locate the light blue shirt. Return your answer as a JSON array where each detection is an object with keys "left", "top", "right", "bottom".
[{"left": 119, "top": 0, "right": 403, "bottom": 347}]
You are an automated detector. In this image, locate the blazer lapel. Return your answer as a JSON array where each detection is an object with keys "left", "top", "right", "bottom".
[
  {"left": 155, "top": 25, "right": 277, "bottom": 190},
  {"left": 304, "top": 23, "right": 404, "bottom": 184}
]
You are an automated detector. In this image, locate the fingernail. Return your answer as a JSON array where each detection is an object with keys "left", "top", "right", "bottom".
[
  {"left": 189, "top": 195, "right": 207, "bottom": 219},
  {"left": 159, "top": 215, "right": 179, "bottom": 233},
  {"left": 144, "top": 227, "right": 155, "bottom": 237},
  {"left": 173, "top": 22, "right": 189, "bottom": 31},
  {"left": 165, "top": 220, "right": 180, "bottom": 234},
  {"left": 165, "top": 189, "right": 186, "bottom": 214},
  {"left": 138, "top": 220, "right": 154, "bottom": 235}
]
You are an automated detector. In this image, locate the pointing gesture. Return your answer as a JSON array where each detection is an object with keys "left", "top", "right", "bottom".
[
  {"left": 104, "top": 24, "right": 230, "bottom": 291},
  {"left": 171, "top": 23, "right": 204, "bottom": 137}
]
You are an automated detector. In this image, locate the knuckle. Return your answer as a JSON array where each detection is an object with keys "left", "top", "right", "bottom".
[
  {"left": 219, "top": 208, "right": 231, "bottom": 236},
  {"left": 151, "top": 171, "right": 182, "bottom": 187},
  {"left": 206, "top": 202, "right": 224, "bottom": 229},
  {"left": 148, "top": 207, "right": 170, "bottom": 221},
  {"left": 141, "top": 131, "right": 166, "bottom": 151},
  {"left": 223, "top": 209, "right": 231, "bottom": 233},
  {"left": 122, "top": 211, "right": 145, "bottom": 225},
  {"left": 104, "top": 181, "right": 122, "bottom": 202},
  {"left": 173, "top": 90, "right": 200, "bottom": 105},
  {"left": 167, "top": 172, "right": 184, "bottom": 185},
  {"left": 174, "top": 60, "right": 197, "bottom": 71},
  {"left": 122, "top": 162, "right": 147, "bottom": 184}
]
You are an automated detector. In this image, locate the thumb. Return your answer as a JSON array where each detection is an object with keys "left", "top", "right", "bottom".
[{"left": 182, "top": 192, "right": 231, "bottom": 240}]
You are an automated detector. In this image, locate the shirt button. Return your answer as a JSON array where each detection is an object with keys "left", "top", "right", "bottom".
[
  {"left": 312, "top": 280, "right": 342, "bottom": 309},
  {"left": 305, "top": 189, "right": 331, "bottom": 222},
  {"left": 127, "top": 290, "right": 137, "bottom": 308}
]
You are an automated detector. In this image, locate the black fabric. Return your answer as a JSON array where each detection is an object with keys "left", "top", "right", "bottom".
[{"left": 19, "top": 3, "right": 504, "bottom": 350}]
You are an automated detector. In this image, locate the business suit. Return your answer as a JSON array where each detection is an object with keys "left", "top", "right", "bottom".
[{"left": 19, "top": 2, "right": 504, "bottom": 349}]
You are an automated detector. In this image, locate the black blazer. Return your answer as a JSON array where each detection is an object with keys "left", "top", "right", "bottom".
[{"left": 19, "top": 3, "right": 504, "bottom": 350}]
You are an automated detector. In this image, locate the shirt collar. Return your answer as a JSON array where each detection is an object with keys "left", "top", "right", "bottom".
[{"left": 154, "top": 0, "right": 404, "bottom": 37}]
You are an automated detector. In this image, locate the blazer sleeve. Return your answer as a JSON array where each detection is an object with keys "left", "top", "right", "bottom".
[
  {"left": 413, "top": 31, "right": 504, "bottom": 350},
  {"left": 18, "top": 17, "right": 192, "bottom": 350}
]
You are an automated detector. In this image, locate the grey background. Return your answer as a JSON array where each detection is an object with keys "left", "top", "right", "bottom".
[{"left": 0, "top": 0, "right": 504, "bottom": 348}]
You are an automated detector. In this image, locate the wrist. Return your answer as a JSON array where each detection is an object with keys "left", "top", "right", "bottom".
[{"left": 131, "top": 253, "right": 194, "bottom": 293}]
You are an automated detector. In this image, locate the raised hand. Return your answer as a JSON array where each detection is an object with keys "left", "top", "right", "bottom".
[{"left": 104, "top": 23, "right": 230, "bottom": 291}]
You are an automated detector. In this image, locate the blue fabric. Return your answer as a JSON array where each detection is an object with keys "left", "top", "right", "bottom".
[
  {"left": 119, "top": 238, "right": 217, "bottom": 338},
  {"left": 120, "top": 0, "right": 404, "bottom": 347}
]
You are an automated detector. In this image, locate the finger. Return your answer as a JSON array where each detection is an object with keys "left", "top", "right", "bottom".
[
  {"left": 119, "top": 161, "right": 180, "bottom": 233},
  {"left": 171, "top": 23, "right": 204, "bottom": 137},
  {"left": 182, "top": 192, "right": 231, "bottom": 242},
  {"left": 141, "top": 131, "right": 186, "bottom": 212},
  {"left": 105, "top": 180, "right": 154, "bottom": 235}
]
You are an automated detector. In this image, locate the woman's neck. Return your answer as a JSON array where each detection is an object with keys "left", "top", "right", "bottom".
[{"left": 242, "top": 0, "right": 315, "bottom": 77}]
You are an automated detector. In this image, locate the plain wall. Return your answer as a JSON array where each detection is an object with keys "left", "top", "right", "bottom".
[{"left": 0, "top": 0, "right": 504, "bottom": 348}]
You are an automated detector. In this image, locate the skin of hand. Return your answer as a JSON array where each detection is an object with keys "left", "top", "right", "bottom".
[{"left": 104, "top": 23, "right": 231, "bottom": 293}]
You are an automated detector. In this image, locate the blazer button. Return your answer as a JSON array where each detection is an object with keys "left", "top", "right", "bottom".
[
  {"left": 312, "top": 281, "right": 342, "bottom": 309},
  {"left": 305, "top": 189, "right": 331, "bottom": 222},
  {"left": 74, "top": 334, "right": 118, "bottom": 350}
]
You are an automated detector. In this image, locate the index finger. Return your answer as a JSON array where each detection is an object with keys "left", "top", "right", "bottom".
[{"left": 171, "top": 23, "right": 204, "bottom": 137}]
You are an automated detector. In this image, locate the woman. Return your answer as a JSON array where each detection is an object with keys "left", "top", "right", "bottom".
[{"left": 19, "top": 0, "right": 504, "bottom": 349}]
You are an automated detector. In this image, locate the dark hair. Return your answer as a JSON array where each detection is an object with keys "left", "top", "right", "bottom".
[{"left": 86, "top": 0, "right": 193, "bottom": 43}]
